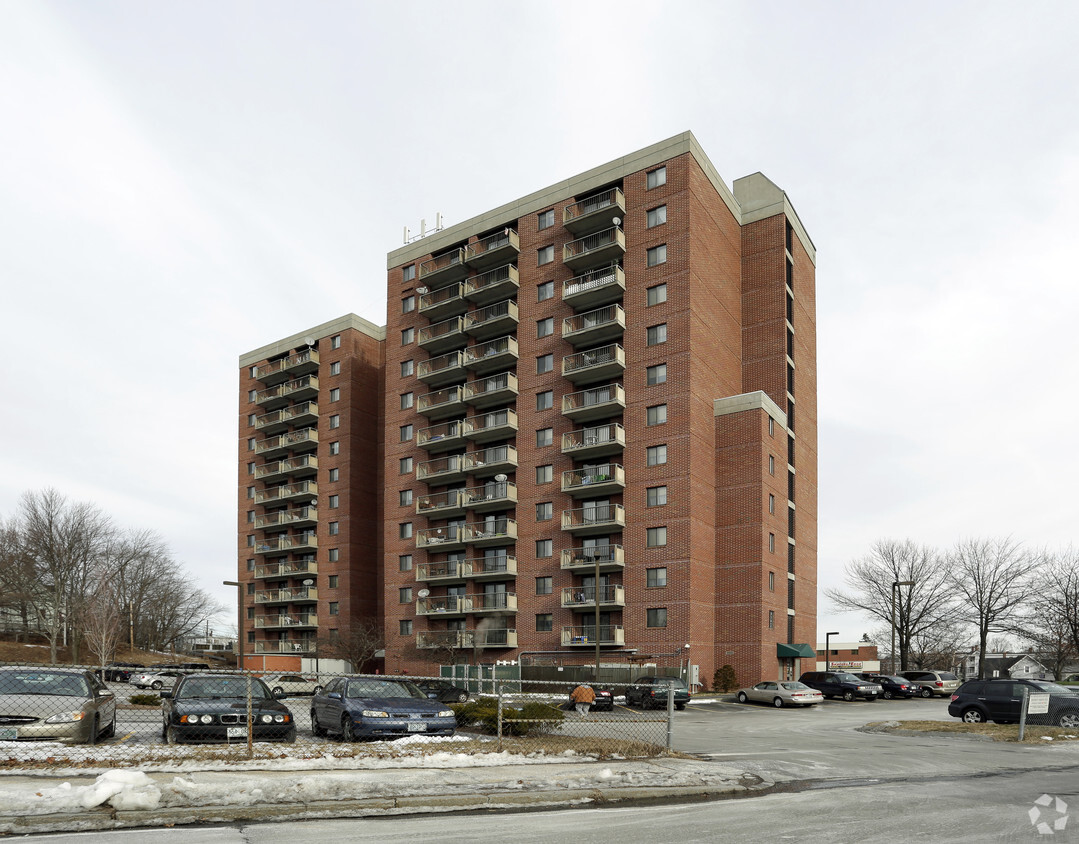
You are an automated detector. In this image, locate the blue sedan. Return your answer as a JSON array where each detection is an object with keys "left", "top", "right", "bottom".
[{"left": 310, "top": 677, "right": 456, "bottom": 741}]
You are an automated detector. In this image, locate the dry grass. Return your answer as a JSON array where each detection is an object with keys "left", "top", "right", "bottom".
[
  {"left": 872, "top": 720, "right": 1079, "bottom": 743},
  {"left": 0, "top": 637, "right": 230, "bottom": 668}
]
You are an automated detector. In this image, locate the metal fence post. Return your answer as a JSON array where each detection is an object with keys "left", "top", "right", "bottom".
[
  {"left": 497, "top": 685, "right": 504, "bottom": 752},
  {"left": 666, "top": 685, "right": 674, "bottom": 750},
  {"left": 246, "top": 670, "right": 254, "bottom": 759}
]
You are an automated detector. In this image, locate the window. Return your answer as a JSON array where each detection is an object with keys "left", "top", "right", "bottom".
[
  {"left": 330, "top": 387, "right": 340, "bottom": 402},
  {"left": 328, "top": 548, "right": 339, "bottom": 561},
  {"left": 537, "top": 281, "right": 554, "bottom": 301},
  {"left": 401, "top": 392, "right": 414, "bottom": 409},
  {"left": 769, "top": 532, "right": 775, "bottom": 553},
  {"left": 536, "top": 464, "right": 553, "bottom": 483},
  {"left": 247, "top": 461, "right": 255, "bottom": 475},
  {"left": 330, "top": 361, "right": 341, "bottom": 376},
  {"left": 247, "top": 606, "right": 255, "bottom": 618},
  {"left": 535, "top": 576, "right": 553, "bottom": 595},
  {"left": 647, "top": 205, "right": 667, "bottom": 228},
  {"left": 538, "top": 209, "right": 554, "bottom": 230},
  {"left": 536, "top": 502, "right": 553, "bottom": 521},
  {"left": 400, "top": 456, "right": 413, "bottom": 474},
  {"left": 401, "top": 295, "right": 415, "bottom": 313},
  {"left": 647, "top": 607, "right": 668, "bottom": 628},
  {"left": 646, "top": 364, "right": 667, "bottom": 385},
  {"left": 536, "top": 428, "right": 553, "bottom": 447},
  {"left": 537, "top": 317, "right": 553, "bottom": 338},
  {"left": 399, "top": 554, "right": 413, "bottom": 571},
  {"left": 330, "top": 335, "right": 341, "bottom": 350},
  {"left": 249, "top": 366, "right": 257, "bottom": 378},
  {"left": 329, "top": 494, "right": 339, "bottom": 508},
  {"left": 401, "top": 359, "right": 414, "bottom": 377},
  {"left": 646, "top": 445, "right": 668, "bottom": 466},
  {"left": 647, "top": 567, "right": 667, "bottom": 588},
  {"left": 400, "top": 424, "right": 413, "bottom": 442},
  {"left": 246, "top": 535, "right": 254, "bottom": 547},
  {"left": 402, "top": 264, "right": 416, "bottom": 282},
  {"left": 247, "top": 582, "right": 255, "bottom": 594},
  {"left": 768, "top": 610, "right": 775, "bottom": 629},
  {"left": 401, "top": 327, "right": 414, "bottom": 345},
  {"left": 647, "top": 245, "right": 667, "bottom": 267},
  {"left": 247, "top": 437, "right": 256, "bottom": 451},
  {"left": 537, "top": 354, "right": 553, "bottom": 374},
  {"left": 536, "top": 390, "right": 553, "bottom": 411},
  {"left": 535, "top": 539, "right": 552, "bottom": 558},
  {"left": 329, "top": 468, "right": 339, "bottom": 482},
  {"left": 329, "top": 414, "right": 340, "bottom": 429},
  {"left": 399, "top": 489, "right": 413, "bottom": 507},
  {"left": 647, "top": 283, "right": 667, "bottom": 306},
  {"left": 330, "top": 441, "right": 340, "bottom": 455},
  {"left": 400, "top": 619, "right": 413, "bottom": 635},
  {"left": 536, "top": 614, "right": 553, "bottom": 632},
  {"left": 399, "top": 522, "right": 412, "bottom": 539},
  {"left": 647, "top": 324, "right": 667, "bottom": 346},
  {"left": 769, "top": 494, "right": 775, "bottom": 514},
  {"left": 329, "top": 575, "right": 338, "bottom": 588},
  {"left": 246, "top": 510, "right": 254, "bottom": 523},
  {"left": 248, "top": 413, "right": 257, "bottom": 426},
  {"left": 246, "top": 486, "right": 254, "bottom": 499},
  {"left": 399, "top": 587, "right": 412, "bottom": 603},
  {"left": 329, "top": 521, "right": 339, "bottom": 535},
  {"left": 646, "top": 486, "right": 668, "bottom": 507},
  {"left": 248, "top": 389, "right": 257, "bottom": 402},
  {"left": 647, "top": 166, "right": 666, "bottom": 189},
  {"left": 768, "top": 571, "right": 775, "bottom": 591},
  {"left": 538, "top": 245, "right": 554, "bottom": 265},
  {"left": 647, "top": 526, "right": 667, "bottom": 547},
  {"left": 769, "top": 455, "right": 775, "bottom": 475},
  {"left": 647, "top": 404, "right": 667, "bottom": 426}
]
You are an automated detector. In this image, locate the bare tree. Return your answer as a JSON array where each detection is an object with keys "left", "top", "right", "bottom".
[
  {"left": 907, "top": 621, "right": 969, "bottom": 671},
  {"left": 319, "top": 619, "right": 385, "bottom": 672},
  {"left": 948, "top": 537, "right": 1040, "bottom": 679},
  {"left": 77, "top": 582, "right": 123, "bottom": 669},
  {"left": 1016, "top": 548, "right": 1079, "bottom": 678},
  {"left": 0, "top": 515, "right": 39, "bottom": 639},
  {"left": 825, "top": 539, "right": 960, "bottom": 670}
]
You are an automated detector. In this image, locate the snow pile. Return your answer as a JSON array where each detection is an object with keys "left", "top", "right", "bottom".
[{"left": 2, "top": 770, "right": 163, "bottom": 815}]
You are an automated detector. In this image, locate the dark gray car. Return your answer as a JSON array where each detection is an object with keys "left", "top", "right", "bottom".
[{"left": 799, "top": 671, "right": 881, "bottom": 701}]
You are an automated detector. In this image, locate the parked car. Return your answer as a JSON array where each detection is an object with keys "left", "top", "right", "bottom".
[
  {"left": 736, "top": 680, "right": 823, "bottom": 708},
  {"left": 261, "top": 674, "right": 323, "bottom": 697},
  {"left": 415, "top": 679, "right": 470, "bottom": 704},
  {"left": 130, "top": 670, "right": 186, "bottom": 691},
  {"left": 310, "top": 677, "right": 456, "bottom": 741},
  {"left": 0, "top": 667, "right": 116, "bottom": 744},
  {"left": 625, "top": 676, "right": 690, "bottom": 710},
  {"left": 855, "top": 673, "right": 918, "bottom": 699},
  {"left": 948, "top": 679, "right": 1079, "bottom": 727},
  {"left": 563, "top": 684, "right": 614, "bottom": 712},
  {"left": 179, "top": 662, "right": 211, "bottom": 671},
  {"left": 161, "top": 674, "right": 295, "bottom": 744},
  {"left": 99, "top": 662, "right": 144, "bottom": 683},
  {"left": 900, "top": 670, "right": 961, "bottom": 698},
  {"left": 798, "top": 671, "right": 881, "bottom": 701}
]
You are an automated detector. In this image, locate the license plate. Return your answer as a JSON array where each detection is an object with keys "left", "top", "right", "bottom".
[
  {"left": 407, "top": 722, "right": 426, "bottom": 732},
  {"left": 226, "top": 727, "right": 247, "bottom": 739},
  {"left": 0, "top": 728, "right": 17, "bottom": 740}
]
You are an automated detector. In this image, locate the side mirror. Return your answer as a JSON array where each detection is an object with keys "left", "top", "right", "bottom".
[
  {"left": 98, "top": 690, "right": 114, "bottom": 699},
  {"left": 159, "top": 690, "right": 173, "bottom": 699},
  {"left": 428, "top": 693, "right": 438, "bottom": 699},
  {"left": 327, "top": 692, "right": 342, "bottom": 700},
  {"left": 273, "top": 689, "right": 286, "bottom": 699}
]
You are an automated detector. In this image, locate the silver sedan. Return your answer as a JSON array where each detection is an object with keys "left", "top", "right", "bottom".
[
  {"left": 0, "top": 667, "right": 117, "bottom": 743},
  {"left": 736, "top": 680, "right": 824, "bottom": 708}
]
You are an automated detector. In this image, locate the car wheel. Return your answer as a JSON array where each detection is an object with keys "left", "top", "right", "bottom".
[
  {"left": 341, "top": 715, "right": 356, "bottom": 742},
  {"left": 86, "top": 716, "right": 99, "bottom": 746},
  {"left": 102, "top": 717, "right": 116, "bottom": 739},
  {"left": 920, "top": 687, "right": 933, "bottom": 698},
  {"left": 283, "top": 728, "right": 297, "bottom": 744},
  {"left": 675, "top": 703, "right": 686, "bottom": 711},
  {"left": 842, "top": 690, "right": 855, "bottom": 702},
  {"left": 737, "top": 691, "right": 748, "bottom": 703},
  {"left": 456, "top": 692, "right": 468, "bottom": 703},
  {"left": 1058, "top": 711, "right": 1079, "bottom": 729},
  {"left": 883, "top": 690, "right": 894, "bottom": 700},
  {"left": 272, "top": 687, "right": 284, "bottom": 696},
  {"left": 962, "top": 708, "right": 986, "bottom": 724},
  {"left": 166, "top": 725, "right": 181, "bottom": 745},
  {"left": 152, "top": 681, "right": 163, "bottom": 690},
  {"left": 773, "top": 697, "right": 784, "bottom": 708},
  {"left": 312, "top": 710, "right": 327, "bottom": 737}
]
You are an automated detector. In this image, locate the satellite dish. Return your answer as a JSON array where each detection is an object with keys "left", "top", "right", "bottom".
[
  {"left": 494, "top": 474, "right": 508, "bottom": 483},
  {"left": 612, "top": 216, "right": 621, "bottom": 227},
  {"left": 416, "top": 286, "right": 429, "bottom": 295},
  {"left": 304, "top": 336, "right": 315, "bottom": 346},
  {"left": 417, "top": 589, "right": 430, "bottom": 598}
]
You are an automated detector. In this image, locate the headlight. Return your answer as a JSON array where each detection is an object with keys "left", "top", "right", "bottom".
[
  {"left": 438, "top": 710, "right": 453, "bottom": 718},
  {"left": 361, "top": 710, "right": 388, "bottom": 718},
  {"left": 44, "top": 711, "right": 86, "bottom": 724},
  {"left": 260, "top": 714, "right": 273, "bottom": 723},
  {"left": 273, "top": 714, "right": 285, "bottom": 723},
  {"left": 200, "top": 714, "right": 213, "bottom": 724}
]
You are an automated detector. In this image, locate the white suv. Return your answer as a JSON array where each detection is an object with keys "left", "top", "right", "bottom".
[{"left": 900, "top": 670, "right": 961, "bottom": 698}]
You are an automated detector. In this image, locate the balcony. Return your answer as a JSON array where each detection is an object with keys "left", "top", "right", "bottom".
[
  {"left": 465, "top": 444, "right": 517, "bottom": 477},
  {"left": 463, "top": 335, "right": 519, "bottom": 374},
  {"left": 464, "top": 264, "right": 519, "bottom": 306},
  {"left": 561, "top": 504, "right": 626, "bottom": 535},
  {"left": 463, "top": 300, "right": 518, "bottom": 340},
  {"left": 415, "top": 559, "right": 465, "bottom": 584},
  {"left": 416, "top": 524, "right": 467, "bottom": 551},
  {"left": 560, "top": 544, "right": 626, "bottom": 574},
  {"left": 468, "top": 592, "right": 517, "bottom": 614},
  {"left": 418, "top": 282, "right": 467, "bottom": 321},
  {"left": 255, "top": 428, "right": 318, "bottom": 459},
  {"left": 561, "top": 424, "right": 625, "bottom": 459},
  {"left": 253, "top": 349, "right": 320, "bottom": 386},
  {"left": 562, "top": 344, "right": 625, "bottom": 384},
  {"left": 561, "top": 584, "right": 626, "bottom": 610},
  {"left": 416, "top": 489, "right": 468, "bottom": 518},
  {"left": 417, "top": 419, "right": 468, "bottom": 454},
  {"left": 563, "top": 265, "right": 626, "bottom": 309},
  {"left": 419, "top": 247, "right": 467, "bottom": 286},
  {"left": 562, "top": 226, "right": 625, "bottom": 271},
  {"left": 254, "top": 532, "right": 319, "bottom": 556},
  {"left": 464, "top": 408, "right": 517, "bottom": 443},
  {"left": 254, "top": 454, "right": 318, "bottom": 482},
  {"left": 463, "top": 518, "right": 518, "bottom": 547},
  {"left": 461, "top": 481, "right": 517, "bottom": 512},
  {"left": 254, "top": 506, "right": 318, "bottom": 530},
  {"left": 561, "top": 625, "right": 624, "bottom": 647},
  {"left": 417, "top": 386, "right": 466, "bottom": 420},
  {"left": 254, "top": 639, "right": 316, "bottom": 654},
  {"left": 254, "top": 613, "right": 318, "bottom": 629},
  {"left": 254, "top": 480, "right": 317, "bottom": 506},
  {"left": 417, "top": 316, "right": 466, "bottom": 355},
  {"left": 465, "top": 229, "right": 520, "bottom": 271},
  {"left": 561, "top": 384, "right": 625, "bottom": 423},
  {"left": 561, "top": 464, "right": 625, "bottom": 498},
  {"left": 417, "top": 350, "right": 466, "bottom": 387},
  {"left": 417, "top": 453, "right": 472, "bottom": 484},
  {"left": 462, "top": 371, "right": 518, "bottom": 409},
  {"left": 416, "top": 595, "right": 468, "bottom": 617},
  {"left": 461, "top": 554, "right": 517, "bottom": 581},
  {"left": 416, "top": 630, "right": 474, "bottom": 649},
  {"left": 563, "top": 188, "right": 626, "bottom": 236},
  {"left": 254, "top": 586, "right": 318, "bottom": 604},
  {"left": 562, "top": 304, "right": 625, "bottom": 347},
  {"left": 254, "top": 558, "right": 318, "bottom": 579}
]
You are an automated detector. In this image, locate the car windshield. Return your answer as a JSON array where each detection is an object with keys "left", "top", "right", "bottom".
[
  {"left": 650, "top": 678, "right": 687, "bottom": 689},
  {"left": 179, "top": 678, "right": 270, "bottom": 699},
  {"left": 835, "top": 674, "right": 862, "bottom": 683},
  {"left": 1031, "top": 681, "right": 1073, "bottom": 695},
  {"left": 345, "top": 679, "right": 426, "bottom": 700},
  {"left": 781, "top": 682, "right": 811, "bottom": 690},
  {"left": 0, "top": 671, "right": 89, "bottom": 697},
  {"left": 939, "top": 672, "right": 959, "bottom": 680}
]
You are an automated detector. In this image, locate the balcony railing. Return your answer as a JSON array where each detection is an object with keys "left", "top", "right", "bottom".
[
  {"left": 254, "top": 480, "right": 317, "bottom": 505},
  {"left": 463, "top": 264, "right": 519, "bottom": 305},
  {"left": 464, "top": 444, "right": 518, "bottom": 477},
  {"left": 461, "top": 481, "right": 517, "bottom": 511},
  {"left": 254, "top": 532, "right": 319, "bottom": 555},
  {"left": 253, "top": 349, "right": 320, "bottom": 385},
  {"left": 562, "top": 265, "right": 626, "bottom": 308},
  {"left": 561, "top": 584, "right": 626, "bottom": 609},
  {"left": 561, "top": 384, "right": 625, "bottom": 422},
  {"left": 253, "top": 613, "right": 318, "bottom": 629},
  {"left": 419, "top": 247, "right": 467, "bottom": 285},
  {"left": 418, "top": 282, "right": 466, "bottom": 320},
  {"left": 561, "top": 424, "right": 626, "bottom": 457},
  {"left": 254, "top": 455, "right": 318, "bottom": 481},
  {"left": 461, "top": 554, "right": 517, "bottom": 580},
  {"left": 255, "top": 428, "right": 318, "bottom": 457},
  {"left": 415, "top": 489, "right": 468, "bottom": 517},
  {"left": 254, "top": 586, "right": 318, "bottom": 604},
  {"left": 561, "top": 504, "right": 626, "bottom": 534},
  {"left": 417, "top": 350, "right": 466, "bottom": 387},
  {"left": 463, "top": 335, "right": 518, "bottom": 373},
  {"left": 415, "top": 559, "right": 464, "bottom": 583},
  {"left": 562, "top": 226, "right": 625, "bottom": 271},
  {"left": 465, "top": 229, "right": 520, "bottom": 270},
  {"left": 254, "top": 401, "right": 319, "bottom": 434},
  {"left": 416, "top": 453, "right": 472, "bottom": 483},
  {"left": 462, "top": 518, "right": 517, "bottom": 546},
  {"left": 562, "top": 343, "right": 625, "bottom": 383},
  {"left": 416, "top": 385, "right": 466, "bottom": 419},
  {"left": 254, "top": 506, "right": 318, "bottom": 530},
  {"left": 418, "top": 593, "right": 517, "bottom": 615},
  {"left": 416, "top": 524, "right": 467, "bottom": 550},
  {"left": 463, "top": 408, "right": 517, "bottom": 443},
  {"left": 561, "top": 625, "right": 624, "bottom": 647},
  {"left": 463, "top": 299, "right": 518, "bottom": 339},
  {"left": 254, "top": 639, "right": 316, "bottom": 654},
  {"left": 417, "top": 316, "right": 466, "bottom": 354},
  {"left": 416, "top": 419, "right": 468, "bottom": 453},
  {"left": 561, "top": 464, "right": 625, "bottom": 496},
  {"left": 560, "top": 544, "right": 625, "bottom": 572},
  {"left": 462, "top": 371, "right": 518, "bottom": 408},
  {"left": 562, "top": 304, "right": 625, "bottom": 347},
  {"left": 254, "top": 558, "right": 318, "bottom": 579},
  {"left": 563, "top": 188, "right": 626, "bottom": 235}
]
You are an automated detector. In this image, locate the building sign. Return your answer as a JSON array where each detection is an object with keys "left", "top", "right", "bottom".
[{"left": 829, "top": 661, "right": 863, "bottom": 669}]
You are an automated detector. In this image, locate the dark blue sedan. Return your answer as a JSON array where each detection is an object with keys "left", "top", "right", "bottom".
[{"left": 310, "top": 677, "right": 456, "bottom": 741}]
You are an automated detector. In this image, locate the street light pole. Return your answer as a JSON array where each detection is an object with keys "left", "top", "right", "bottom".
[
  {"left": 891, "top": 580, "right": 915, "bottom": 675},
  {"left": 825, "top": 631, "right": 839, "bottom": 671},
  {"left": 223, "top": 581, "right": 242, "bottom": 671}
]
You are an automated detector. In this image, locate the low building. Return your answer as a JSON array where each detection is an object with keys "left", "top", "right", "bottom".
[{"left": 815, "top": 641, "right": 880, "bottom": 673}]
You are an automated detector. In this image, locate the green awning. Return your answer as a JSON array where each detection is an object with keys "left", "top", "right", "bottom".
[{"left": 777, "top": 643, "right": 816, "bottom": 658}]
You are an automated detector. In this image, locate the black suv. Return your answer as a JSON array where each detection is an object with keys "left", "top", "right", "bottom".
[
  {"left": 855, "top": 673, "right": 918, "bottom": 699},
  {"left": 799, "top": 671, "right": 881, "bottom": 701},
  {"left": 948, "top": 679, "right": 1079, "bottom": 727}
]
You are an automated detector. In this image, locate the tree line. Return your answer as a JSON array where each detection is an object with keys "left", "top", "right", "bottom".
[
  {"left": 827, "top": 538, "right": 1079, "bottom": 678},
  {"left": 0, "top": 488, "right": 222, "bottom": 665}
]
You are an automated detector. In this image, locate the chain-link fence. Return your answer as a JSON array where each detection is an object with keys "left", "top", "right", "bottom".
[{"left": 0, "top": 664, "right": 680, "bottom": 767}]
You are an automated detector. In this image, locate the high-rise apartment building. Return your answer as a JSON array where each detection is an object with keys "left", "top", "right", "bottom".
[{"left": 237, "top": 131, "right": 817, "bottom": 685}]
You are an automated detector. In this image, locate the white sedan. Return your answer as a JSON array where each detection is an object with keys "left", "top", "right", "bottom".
[
  {"left": 261, "top": 674, "right": 323, "bottom": 697},
  {"left": 129, "top": 670, "right": 185, "bottom": 690},
  {"left": 736, "top": 680, "right": 824, "bottom": 708}
]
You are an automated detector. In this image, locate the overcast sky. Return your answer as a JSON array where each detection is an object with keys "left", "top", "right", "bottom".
[{"left": 2, "top": 1, "right": 1077, "bottom": 644}]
